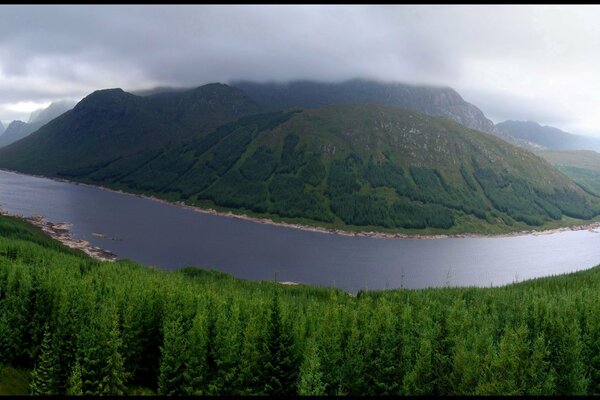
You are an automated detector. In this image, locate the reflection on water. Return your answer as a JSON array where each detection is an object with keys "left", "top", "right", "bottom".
[{"left": 1, "top": 169, "right": 599, "bottom": 293}]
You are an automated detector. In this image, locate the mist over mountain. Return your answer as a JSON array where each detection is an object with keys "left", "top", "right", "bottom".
[
  {"left": 0, "top": 101, "right": 78, "bottom": 149},
  {"left": 130, "top": 86, "right": 190, "bottom": 97},
  {"left": 231, "top": 79, "right": 498, "bottom": 134},
  {"left": 496, "top": 120, "right": 600, "bottom": 151},
  {"left": 0, "top": 121, "right": 4, "bottom": 136},
  {"left": 28, "top": 100, "right": 77, "bottom": 125},
  {"left": 0, "top": 120, "right": 43, "bottom": 149}
]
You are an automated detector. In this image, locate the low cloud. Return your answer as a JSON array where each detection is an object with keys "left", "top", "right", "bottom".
[{"left": 1, "top": 5, "right": 600, "bottom": 135}]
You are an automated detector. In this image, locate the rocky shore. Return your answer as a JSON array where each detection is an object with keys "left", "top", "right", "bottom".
[{"left": 0, "top": 209, "right": 117, "bottom": 262}]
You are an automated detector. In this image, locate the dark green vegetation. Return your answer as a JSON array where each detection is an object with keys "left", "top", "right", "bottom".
[
  {"left": 1, "top": 83, "right": 600, "bottom": 234},
  {"left": 0, "top": 365, "right": 29, "bottom": 395},
  {"left": 232, "top": 78, "right": 497, "bottom": 133},
  {"left": 3, "top": 214, "right": 600, "bottom": 395},
  {"left": 538, "top": 150, "right": 600, "bottom": 197},
  {"left": 496, "top": 120, "right": 600, "bottom": 152},
  {"left": 5, "top": 103, "right": 598, "bottom": 233},
  {"left": 0, "top": 84, "right": 260, "bottom": 174}
]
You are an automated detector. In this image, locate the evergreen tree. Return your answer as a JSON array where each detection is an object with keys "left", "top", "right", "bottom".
[
  {"left": 183, "top": 308, "right": 209, "bottom": 395},
  {"left": 29, "top": 326, "right": 57, "bottom": 395},
  {"left": 66, "top": 360, "right": 83, "bottom": 396},
  {"left": 263, "top": 291, "right": 299, "bottom": 396},
  {"left": 236, "top": 316, "right": 266, "bottom": 395},
  {"left": 208, "top": 298, "right": 241, "bottom": 395},
  {"left": 98, "top": 315, "right": 127, "bottom": 395},
  {"left": 525, "top": 334, "right": 555, "bottom": 395},
  {"left": 158, "top": 315, "right": 188, "bottom": 395},
  {"left": 298, "top": 337, "right": 326, "bottom": 395}
]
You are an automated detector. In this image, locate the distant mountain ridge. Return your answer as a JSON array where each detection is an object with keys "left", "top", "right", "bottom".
[
  {"left": 0, "top": 121, "right": 43, "bottom": 149},
  {"left": 0, "top": 121, "right": 4, "bottom": 135},
  {"left": 496, "top": 120, "right": 600, "bottom": 151},
  {"left": 0, "top": 101, "right": 76, "bottom": 148},
  {"left": 28, "top": 100, "right": 77, "bottom": 125}
]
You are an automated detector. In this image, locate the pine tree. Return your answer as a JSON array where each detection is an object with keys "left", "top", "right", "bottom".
[
  {"left": 236, "top": 316, "right": 266, "bottom": 395},
  {"left": 525, "top": 334, "right": 555, "bottom": 395},
  {"left": 183, "top": 308, "right": 209, "bottom": 395},
  {"left": 158, "top": 315, "right": 188, "bottom": 395},
  {"left": 98, "top": 316, "right": 127, "bottom": 395},
  {"left": 487, "top": 326, "right": 529, "bottom": 395},
  {"left": 263, "top": 291, "right": 299, "bottom": 396},
  {"left": 29, "top": 326, "right": 57, "bottom": 395},
  {"left": 66, "top": 360, "right": 83, "bottom": 396},
  {"left": 298, "top": 338, "right": 326, "bottom": 395},
  {"left": 209, "top": 298, "right": 241, "bottom": 395}
]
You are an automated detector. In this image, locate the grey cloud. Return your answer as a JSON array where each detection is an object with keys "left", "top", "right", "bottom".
[
  {"left": 460, "top": 88, "right": 574, "bottom": 127},
  {"left": 0, "top": 5, "right": 599, "bottom": 134}
]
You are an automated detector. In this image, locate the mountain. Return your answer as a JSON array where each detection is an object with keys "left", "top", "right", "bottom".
[
  {"left": 28, "top": 99, "right": 77, "bottom": 125},
  {"left": 8, "top": 103, "right": 597, "bottom": 233},
  {"left": 0, "top": 120, "right": 43, "bottom": 149},
  {"left": 0, "top": 121, "right": 4, "bottom": 135},
  {"left": 0, "top": 101, "right": 77, "bottom": 149},
  {"left": 231, "top": 79, "right": 497, "bottom": 134},
  {"left": 496, "top": 120, "right": 600, "bottom": 151},
  {"left": 537, "top": 149, "right": 600, "bottom": 196},
  {"left": 0, "top": 83, "right": 261, "bottom": 174}
]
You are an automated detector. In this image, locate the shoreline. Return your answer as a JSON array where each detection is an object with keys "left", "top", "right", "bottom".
[
  {"left": 2, "top": 168, "right": 600, "bottom": 240},
  {"left": 0, "top": 208, "right": 117, "bottom": 262}
]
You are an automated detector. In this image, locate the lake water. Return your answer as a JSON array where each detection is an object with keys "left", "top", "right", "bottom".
[{"left": 1, "top": 169, "right": 599, "bottom": 292}]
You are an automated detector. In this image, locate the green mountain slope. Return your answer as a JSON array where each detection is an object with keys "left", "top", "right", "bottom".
[
  {"left": 537, "top": 150, "right": 600, "bottom": 196},
  {"left": 0, "top": 84, "right": 260, "bottom": 175},
  {"left": 22, "top": 104, "right": 600, "bottom": 234},
  {"left": 3, "top": 213, "right": 600, "bottom": 395}
]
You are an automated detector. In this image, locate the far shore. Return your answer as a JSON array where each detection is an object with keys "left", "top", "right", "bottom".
[{"left": 2, "top": 167, "right": 600, "bottom": 241}]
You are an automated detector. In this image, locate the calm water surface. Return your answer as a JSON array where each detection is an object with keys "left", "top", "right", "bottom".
[{"left": 1, "top": 169, "right": 599, "bottom": 292}]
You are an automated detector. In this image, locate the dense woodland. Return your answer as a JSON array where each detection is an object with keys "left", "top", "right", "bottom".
[{"left": 1, "top": 214, "right": 600, "bottom": 395}]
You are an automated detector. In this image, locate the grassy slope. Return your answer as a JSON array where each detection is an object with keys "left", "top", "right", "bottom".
[
  {"left": 33, "top": 104, "right": 600, "bottom": 235},
  {"left": 537, "top": 149, "right": 600, "bottom": 196}
]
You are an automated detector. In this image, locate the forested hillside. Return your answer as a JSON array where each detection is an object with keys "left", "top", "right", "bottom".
[
  {"left": 1, "top": 214, "right": 600, "bottom": 395},
  {"left": 26, "top": 104, "right": 600, "bottom": 234}
]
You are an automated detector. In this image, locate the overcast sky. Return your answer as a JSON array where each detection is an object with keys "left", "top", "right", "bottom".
[{"left": 2, "top": 5, "right": 600, "bottom": 136}]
